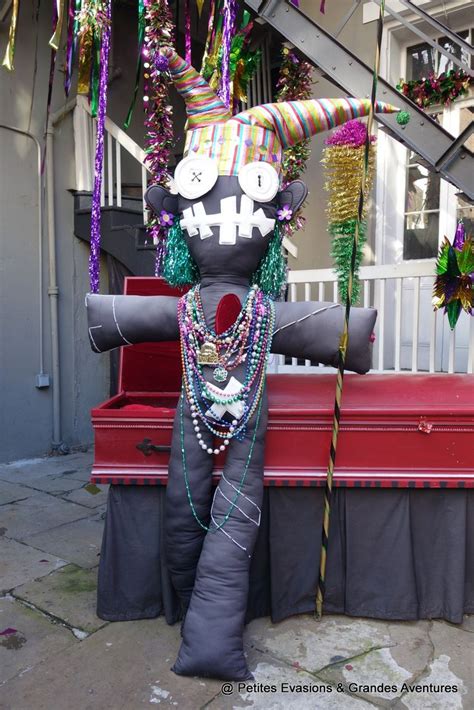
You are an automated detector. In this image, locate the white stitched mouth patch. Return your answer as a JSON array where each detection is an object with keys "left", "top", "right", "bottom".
[{"left": 180, "top": 194, "right": 276, "bottom": 245}]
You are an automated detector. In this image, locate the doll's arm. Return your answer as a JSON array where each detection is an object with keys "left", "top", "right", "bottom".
[
  {"left": 271, "top": 301, "right": 377, "bottom": 374},
  {"left": 85, "top": 294, "right": 180, "bottom": 353}
]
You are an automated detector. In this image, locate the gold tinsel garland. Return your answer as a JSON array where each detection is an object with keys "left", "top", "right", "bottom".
[{"left": 321, "top": 144, "right": 376, "bottom": 224}]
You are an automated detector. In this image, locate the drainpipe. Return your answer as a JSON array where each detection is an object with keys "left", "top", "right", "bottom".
[{"left": 45, "top": 98, "right": 77, "bottom": 453}]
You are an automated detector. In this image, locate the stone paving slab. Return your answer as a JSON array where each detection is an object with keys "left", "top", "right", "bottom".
[
  {"left": 18, "top": 475, "right": 87, "bottom": 494},
  {"left": 13, "top": 565, "right": 105, "bottom": 634},
  {"left": 0, "top": 538, "right": 67, "bottom": 593},
  {"left": 1, "top": 493, "right": 91, "bottom": 541},
  {"left": 65, "top": 467, "right": 95, "bottom": 483},
  {"left": 0, "top": 595, "right": 79, "bottom": 687},
  {"left": 61, "top": 484, "right": 109, "bottom": 509},
  {"left": 21, "top": 515, "right": 104, "bottom": 569},
  {"left": 245, "top": 615, "right": 395, "bottom": 673},
  {"left": 0, "top": 452, "right": 93, "bottom": 483},
  {"left": 0, "top": 482, "right": 35, "bottom": 506},
  {"left": 1, "top": 617, "right": 222, "bottom": 709},
  {"left": 394, "top": 621, "right": 473, "bottom": 710},
  {"left": 208, "top": 647, "right": 374, "bottom": 709}
]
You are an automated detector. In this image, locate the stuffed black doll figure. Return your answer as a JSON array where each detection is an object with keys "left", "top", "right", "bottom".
[{"left": 86, "top": 46, "right": 399, "bottom": 681}]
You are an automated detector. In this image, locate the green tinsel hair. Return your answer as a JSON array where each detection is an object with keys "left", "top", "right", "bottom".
[
  {"left": 161, "top": 218, "right": 200, "bottom": 287},
  {"left": 161, "top": 219, "right": 287, "bottom": 299},
  {"left": 251, "top": 221, "right": 287, "bottom": 299},
  {"left": 329, "top": 219, "right": 367, "bottom": 304}
]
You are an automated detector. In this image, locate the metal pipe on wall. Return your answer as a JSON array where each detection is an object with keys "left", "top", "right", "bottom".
[{"left": 45, "top": 97, "right": 76, "bottom": 453}]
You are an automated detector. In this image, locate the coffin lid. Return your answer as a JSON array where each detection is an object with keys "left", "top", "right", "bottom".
[{"left": 118, "top": 277, "right": 186, "bottom": 393}]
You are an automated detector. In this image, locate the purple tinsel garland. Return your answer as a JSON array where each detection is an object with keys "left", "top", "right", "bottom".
[
  {"left": 88, "top": 0, "right": 112, "bottom": 293},
  {"left": 217, "top": 0, "right": 236, "bottom": 108},
  {"left": 325, "top": 119, "right": 376, "bottom": 148}
]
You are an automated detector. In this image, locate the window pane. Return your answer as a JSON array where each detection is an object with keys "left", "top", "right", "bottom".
[
  {"left": 405, "top": 164, "right": 440, "bottom": 213},
  {"left": 407, "top": 42, "right": 436, "bottom": 80},
  {"left": 438, "top": 30, "right": 470, "bottom": 74},
  {"left": 404, "top": 212, "right": 439, "bottom": 259}
]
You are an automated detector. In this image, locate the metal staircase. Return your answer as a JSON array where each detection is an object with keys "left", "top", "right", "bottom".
[{"left": 246, "top": 0, "right": 474, "bottom": 201}]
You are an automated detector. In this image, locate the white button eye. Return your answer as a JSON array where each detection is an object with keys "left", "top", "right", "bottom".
[
  {"left": 174, "top": 156, "right": 218, "bottom": 200},
  {"left": 238, "top": 162, "right": 280, "bottom": 202}
]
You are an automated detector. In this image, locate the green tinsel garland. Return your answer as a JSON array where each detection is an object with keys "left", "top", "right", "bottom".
[
  {"left": 251, "top": 223, "right": 287, "bottom": 299},
  {"left": 162, "top": 219, "right": 200, "bottom": 287},
  {"left": 329, "top": 220, "right": 367, "bottom": 304}
]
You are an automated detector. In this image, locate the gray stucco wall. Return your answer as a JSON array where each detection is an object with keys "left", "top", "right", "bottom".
[{"left": 0, "top": 2, "right": 109, "bottom": 462}]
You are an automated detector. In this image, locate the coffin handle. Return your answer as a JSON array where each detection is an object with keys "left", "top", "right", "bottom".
[{"left": 136, "top": 438, "right": 172, "bottom": 456}]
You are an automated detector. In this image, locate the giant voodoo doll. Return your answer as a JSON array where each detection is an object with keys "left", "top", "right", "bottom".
[{"left": 86, "top": 47, "right": 398, "bottom": 680}]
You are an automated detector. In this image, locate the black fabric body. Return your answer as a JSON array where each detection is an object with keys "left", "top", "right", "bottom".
[{"left": 89, "top": 176, "right": 381, "bottom": 680}]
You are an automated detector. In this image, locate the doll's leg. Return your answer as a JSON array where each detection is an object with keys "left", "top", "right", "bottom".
[
  {"left": 165, "top": 393, "right": 214, "bottom": 614},
  {"left": 172, "top": 392, "right": 268, "bottom": 680}
]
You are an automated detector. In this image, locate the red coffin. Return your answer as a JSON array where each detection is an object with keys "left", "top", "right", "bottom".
[{"left": 91, "top": 277, "right": 474, "bottom": 489}]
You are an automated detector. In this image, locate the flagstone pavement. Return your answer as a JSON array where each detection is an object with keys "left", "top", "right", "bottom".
[{"left": 0, "top": 451, "right": 472, "bottom": 710}]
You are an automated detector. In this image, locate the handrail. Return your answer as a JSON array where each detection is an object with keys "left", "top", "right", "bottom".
[
  {"left": 77, "top": 95, "right": 149, "bottom": 169},
  {"left": 287, "top": 259, "right": 436, "bottom": 284}
]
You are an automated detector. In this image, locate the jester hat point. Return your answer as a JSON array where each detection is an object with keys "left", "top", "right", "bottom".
[{"left": 161, "top": 45, "right": 400, "bottom": 178}]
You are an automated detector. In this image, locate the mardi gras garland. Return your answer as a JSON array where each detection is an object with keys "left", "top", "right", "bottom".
[
  {"left": 397, "top": 69, "right": 472, "bottom": 109},
  {"left": 201, "top": 7, "right": 260, "bottom": 113},
  {"left": 275, "top": 45, "right": 314, "bottom": 239},
  {"left": 322, "top": 120, "right": 376, "bottom": 304},
  {"left": 142, "top": 0, "right": 175, "bottom": 273},
  {"left": 433, "top": 221, "right": 474, "bottom": 329}
]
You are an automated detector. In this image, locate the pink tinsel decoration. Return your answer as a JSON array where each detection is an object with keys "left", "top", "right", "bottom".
[{"left": 325, "top": 119, "right": 376, "bottom": 147}]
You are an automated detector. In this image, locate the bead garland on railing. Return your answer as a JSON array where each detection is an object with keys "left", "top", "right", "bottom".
[{"left": 178, "top": 285, "right": 275, "bottom": 455}]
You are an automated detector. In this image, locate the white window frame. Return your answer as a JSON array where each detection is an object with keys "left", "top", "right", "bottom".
[{"left": 375, "top": 7, "right": 473, "bottom": 267}]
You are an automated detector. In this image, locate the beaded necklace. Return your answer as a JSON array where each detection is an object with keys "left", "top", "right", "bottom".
[
  {"left": 177, "top": 285, "right": 274, "bottom": 455},
  {"left": 179, "top": 391, "right": 263, "bottom": 533}
]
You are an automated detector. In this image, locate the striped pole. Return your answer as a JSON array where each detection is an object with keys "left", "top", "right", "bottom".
[{"left": 315, "top": 0, "right": 386, "bottom": 619}]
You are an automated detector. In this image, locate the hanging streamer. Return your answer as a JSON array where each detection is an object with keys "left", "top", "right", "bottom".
[
  {"left": 217, "top": 0, "right": 237, "bottom": 108},
  {"left": 49, "top": 0, "right": 66, "bottom": 50},
  {"left": 64, "top": 0, "right": 82, "bottom": 95},
  {"left": 196, "top": 0, "right": 205, "bottom": 16},
  {"left": 77, "top": 0, "right": 110, "bottom": 116},
  {"left": 83, "top": 0, "right": 112, "bottom": 292},
  {"left": 200, "top": 0, "right": 216, "bottom": 72},
  {"left": 315, "top": 0, "right": 386, "bottom": 619},
  {"left": 184, "top": 0, "right": 191, "bottom": 65},
  {"left": 41, "top": 1, "right": 60, "bottom": 173},
  {"left": 2, "top": 0, "right": 20, "bottom": 71},
  {"left": 77, "top": 27, "right": 93, "bottom": 95},
  {"left": 142, "top": 0, "right": 175, "bottom": 275},
  {"left": 123, "top": 0, "right": 146, "bottom": 129}
]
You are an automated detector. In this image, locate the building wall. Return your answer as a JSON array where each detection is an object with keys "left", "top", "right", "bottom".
[
  {"left": 287, "top": 0, "right": 382, "bottom": 273},
  {"left": 0, "top": 2, "right": 109, "bottom": 462}
]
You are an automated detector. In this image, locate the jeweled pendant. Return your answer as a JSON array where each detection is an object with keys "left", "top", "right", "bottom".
[
  {"left": 198, "top": 341, "right": 219, "bottom": 365},
  {"left": 213, "top": 365, "right": 228, "bottom": 383}
]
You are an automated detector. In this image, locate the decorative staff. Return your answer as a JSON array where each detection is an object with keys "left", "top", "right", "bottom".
[{"left": 315, "top": 0, "right": 409, "bottom": 618}]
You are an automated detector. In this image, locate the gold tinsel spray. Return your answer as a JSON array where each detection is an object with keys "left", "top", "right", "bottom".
[{"left": 322, "top": 121, "right": 376, "bottom": 303}]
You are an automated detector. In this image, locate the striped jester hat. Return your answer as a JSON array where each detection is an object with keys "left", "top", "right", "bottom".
[{"left": 161, "top": 46, "right": 400, "bottom": 177}]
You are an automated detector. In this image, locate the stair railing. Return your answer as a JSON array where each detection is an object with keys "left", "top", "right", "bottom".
[{"left": 74, "top": 94, "right": 150, "bottom": 223}]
